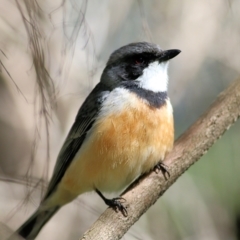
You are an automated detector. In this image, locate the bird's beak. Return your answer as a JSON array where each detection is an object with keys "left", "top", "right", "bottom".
[{"left": 159, "top": 49, "right": 181, "bottom": 62}]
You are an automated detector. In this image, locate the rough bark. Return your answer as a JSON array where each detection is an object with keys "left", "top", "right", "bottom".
[{"left": 81, "top": 78, "right": 240, "bottom": 240}]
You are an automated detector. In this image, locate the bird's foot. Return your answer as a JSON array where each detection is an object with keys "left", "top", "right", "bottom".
[
  {"left": 154, "top": 162, "right": 170, "bottom": 180},
  {"left": 104, "top": 197, "right": 128, "bottom": 217},
  {"left": 96, "top": 189, "right": 128, "bottom": 217}
]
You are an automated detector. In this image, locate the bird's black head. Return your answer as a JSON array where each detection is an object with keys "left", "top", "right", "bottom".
[{"left": 101, "top": 42, "right": 180, "bottom": 92}]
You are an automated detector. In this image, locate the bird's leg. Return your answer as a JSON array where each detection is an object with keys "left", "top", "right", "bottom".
[
  {"left": 95, "top": 189, "right": 128, "bottom": 217},
  {"left": 154, "top": 162, "right": 170, "bottom": 180}
]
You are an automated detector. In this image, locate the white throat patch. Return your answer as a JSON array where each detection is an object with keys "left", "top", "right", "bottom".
[{"left": 136, "top": 61, "right": 169, "bottom": 92}]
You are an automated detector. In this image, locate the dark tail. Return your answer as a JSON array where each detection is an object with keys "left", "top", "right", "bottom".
[{"left": 14, "top": 207, "right": 59, "bottom": 240}]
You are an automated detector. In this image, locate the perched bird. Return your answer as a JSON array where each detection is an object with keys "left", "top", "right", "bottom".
[{"left": 14, "top": 42, "right": 180, "bottom": 239}]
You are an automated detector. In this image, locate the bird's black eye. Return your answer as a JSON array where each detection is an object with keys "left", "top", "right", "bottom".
[{"left": 134, "top": 57, "right": 144, "bottom": 65}]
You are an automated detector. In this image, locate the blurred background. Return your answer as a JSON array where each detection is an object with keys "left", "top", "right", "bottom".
[{"left": 0, "top": 0, "right": 240, "bottom": 239}]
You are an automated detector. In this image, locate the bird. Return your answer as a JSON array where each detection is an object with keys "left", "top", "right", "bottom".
[{"left": 14, "top": 42, "right": 180, "bottom": 239}]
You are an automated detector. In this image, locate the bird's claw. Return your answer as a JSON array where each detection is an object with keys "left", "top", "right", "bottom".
[
  {"left": 154, "top": 162, "right": 170, "bottom": 180},
  {"left": 105, "top": 197, "right": 128, "bottom": 217}
]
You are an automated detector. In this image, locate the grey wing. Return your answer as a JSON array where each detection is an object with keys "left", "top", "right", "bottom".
[{"left": 43, "top": 82, "right": 110, "bottom": 200}]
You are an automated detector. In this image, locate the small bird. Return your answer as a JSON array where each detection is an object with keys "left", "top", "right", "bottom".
[{"left": 14, "top": 42, "right": 180, "bottom": 239}]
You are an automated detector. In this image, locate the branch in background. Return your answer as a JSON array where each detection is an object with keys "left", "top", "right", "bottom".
[
  {"left": 13, "top": 0, "right": 91, "bottom": 201},
  {"left": 81, "top": 78, "right": 240, "bottom": 240},
  {"left": 15, "top": 0, "right": 55, "bottom": 197}
]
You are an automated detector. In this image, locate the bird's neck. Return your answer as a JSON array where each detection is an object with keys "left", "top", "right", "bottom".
[{"left": 121, "top": 82, "right": 168, "bottom": 108}]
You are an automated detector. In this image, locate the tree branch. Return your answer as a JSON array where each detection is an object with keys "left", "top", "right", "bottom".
[{"left": 81, "top": 78, "right": 240, "bottom": 240}]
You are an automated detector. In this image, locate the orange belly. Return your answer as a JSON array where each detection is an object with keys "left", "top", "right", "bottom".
[
  {"left": 59, "top": 98, "right": 173, "bottom": 195},
  {"left": 51, "top": 97, "right": 174, "bottom": 207}
]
